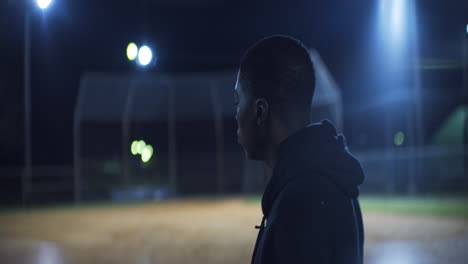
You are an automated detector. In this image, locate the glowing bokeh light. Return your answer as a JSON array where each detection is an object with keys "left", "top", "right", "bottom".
[
  {"left": 137, "top": 140, "right": 146, "bottom": 154},
  {"left": 138, "top": 45, "right": 153, "bottom": 66},
  {"left": 141, "top": 145, "right": 154, "bottom": 163},
  {"left": 131, "top": 140, "right": 139, "bottom": 155},
  {"left": 379, "top": 0, "right": 406, "bottom": 50},
  {"left": 36, "top": 0, "right": 52, "bottom": 9},
  {"left": 394, "top": 131, "right": 405, "bottom": 146},
  {"left": 389, "top": 0, "right": 405, "bottom": 42},
  {"left": 126, "top": 43, "right": 138, "bottom": 61}
]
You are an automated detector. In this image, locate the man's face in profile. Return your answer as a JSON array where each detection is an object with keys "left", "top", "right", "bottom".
[{"left": 234, "top": 72, "right": 265, "bottom": 160}]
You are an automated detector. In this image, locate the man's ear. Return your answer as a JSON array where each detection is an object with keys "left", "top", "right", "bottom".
[{"left": 255, "top": 98, "right": 269, "bottom": 126}]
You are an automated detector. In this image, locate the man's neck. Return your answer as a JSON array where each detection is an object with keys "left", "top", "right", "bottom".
[
  {"left": 264, "top": 145, "right": 278, "bottom": 168},
  {"left": 264, "top": 121, "right": 309, "bottom": 168}
]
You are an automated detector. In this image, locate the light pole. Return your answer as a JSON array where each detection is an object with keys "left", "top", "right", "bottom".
[{"left": 23, "top": 0, "right": 53, "bottom": 205}]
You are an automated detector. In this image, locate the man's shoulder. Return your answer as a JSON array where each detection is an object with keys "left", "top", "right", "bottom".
[
  {"left": 283, "top": 172, "right": 339, "bottom": 197},
  {"left": 275, "top": 175, "right": 328, "bottom": 211},
  {"left": 275, "top": 172, "right": 348, "bottom": 215},
  {"left": 270, "top": 174, "right": 337, "bottom": 233}
]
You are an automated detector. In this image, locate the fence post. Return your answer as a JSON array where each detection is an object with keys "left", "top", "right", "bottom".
[{"left": 168, "top": 78, "right": 177, "bottom": 195}]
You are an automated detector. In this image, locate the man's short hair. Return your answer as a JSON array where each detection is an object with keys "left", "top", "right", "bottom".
[{"left": 239, "top": 35, "right": 315, "bottom": 115}]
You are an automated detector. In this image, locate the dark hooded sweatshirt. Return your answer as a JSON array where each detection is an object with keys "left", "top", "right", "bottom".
[{"left": 251, "top": 120, "right": 365, "bottom": 264}]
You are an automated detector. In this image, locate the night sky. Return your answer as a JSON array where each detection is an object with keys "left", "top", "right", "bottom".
[{"left": 1, "top": 0, "right": 467, "bottom": 166}]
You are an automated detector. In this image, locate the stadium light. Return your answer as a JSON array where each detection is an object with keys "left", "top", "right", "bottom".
[
  {"left": 136, "top": 140, "right": 146, "bottom": 154},
  {"left": 36, "top": 0, "right": 52, "bottom": 9},
  {"left": 131, "top": 140, "right": 155, "bottom": 163},
  {"left": 131, "top": 140, "right": 139, "bottom": 155},
  {"left": 466, "top": 24, "right": 468, "bottom": 35},
  {"left": 389, "top": 0, "right": 405, "bottom": 44},
  {"left": 138, "top": 45, "right": 153, "bottom": 66},
  {"left": 141, "top": 145, "right": 154, "bottom": 163},
  {"left": 378, "top": 0, "right": 407, "bottom": 59},
  {"left": 126, "top": 42, "right": 138, "bottom": 61},
  {"left": 126, "top": 42, "right": 156, "bottom": 67}
]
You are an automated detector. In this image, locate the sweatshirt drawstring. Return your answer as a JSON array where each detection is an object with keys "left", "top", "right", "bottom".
[
  {"left": 251, "top": 215, "right": 267, "bottom": 264},
  {"left": 255, "top": 215, "right": 266, "bottom": 230}
]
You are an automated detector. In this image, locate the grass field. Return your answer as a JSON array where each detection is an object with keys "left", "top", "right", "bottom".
[
  {"left": 361, "top": 196, "right": 468, "bottom": 217},
  {"left": 247, "top": 195, "right": 468, "bottom": 218},
  {"left": 0, "top": 196, "right": 467, "bottom": 264}
]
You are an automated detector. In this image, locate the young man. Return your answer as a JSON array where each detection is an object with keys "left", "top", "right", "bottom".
[{"left": 234, "top": 35, "right": 365, "bottom": 264}]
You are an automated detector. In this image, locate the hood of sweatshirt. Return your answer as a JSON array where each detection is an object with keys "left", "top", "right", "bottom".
[{"left": 261, "top": 119, "right": 365, "bottom": 216}]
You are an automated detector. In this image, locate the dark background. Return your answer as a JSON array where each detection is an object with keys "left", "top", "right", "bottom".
[{"left": 0, "top": 0, "right": 466, "bottom": 166}]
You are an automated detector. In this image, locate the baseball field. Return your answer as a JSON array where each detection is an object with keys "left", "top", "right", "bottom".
[{"left": 0, "top": 196, "right": 467, "bottom": 264}]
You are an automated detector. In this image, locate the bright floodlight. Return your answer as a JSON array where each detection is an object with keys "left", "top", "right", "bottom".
[
  {"left": 466, "top": 24, "right": 468, "bottom": 35},
  {"left": 126, "top": 43, "right": 138, "bottom": 61},
  {"left": 131, "top": 140, "right": 139, "bottom": 155},
  {"left": 136, "top": 140, "right": 146, "bottom": 154},
  {"left": 388, "top": 0, "right": 405, "bottom": 47},
  {"left": 36, "top": 0, "right": 52, "bottom": 9},
  {"left": 138, "top": 46, "right": 153, "bottom": 66},
  {"left": 141, "top": 145, "right": 154, "bottom": 163}
]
